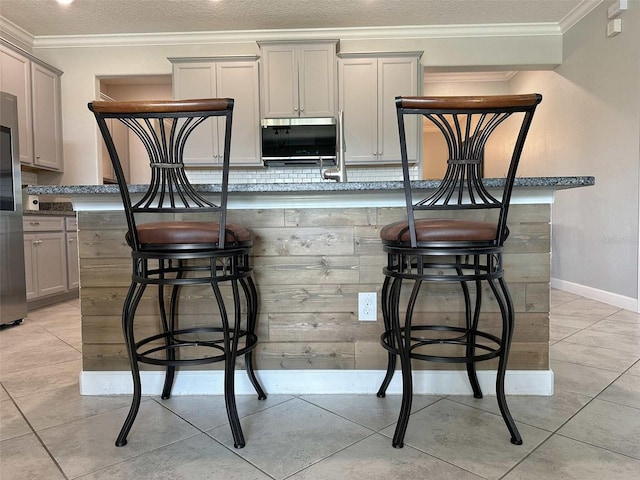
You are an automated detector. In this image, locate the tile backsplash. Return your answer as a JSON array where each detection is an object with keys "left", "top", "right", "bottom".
[{"left": 186, "top": 165, "right": 418, "bottom": 184}]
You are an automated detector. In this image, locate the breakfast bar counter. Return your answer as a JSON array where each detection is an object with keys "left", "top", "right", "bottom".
[{"left": 29, "top": 177, "right": 594, "bottom": 396}]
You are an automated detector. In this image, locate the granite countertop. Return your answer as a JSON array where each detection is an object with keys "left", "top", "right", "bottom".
[
  {"left": 23, "top": 202, "right": 75, "bottom": 216},
  {"left": 27, "top": 177, "right": 595, "bottom": 196}
]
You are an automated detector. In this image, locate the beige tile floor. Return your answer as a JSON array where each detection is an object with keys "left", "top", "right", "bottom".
[{"left": 1, "top": 290, "right": 639, "bottom": 479}]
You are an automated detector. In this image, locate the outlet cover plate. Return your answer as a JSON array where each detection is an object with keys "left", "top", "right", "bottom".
[{"left": 358, "top": 292, "right": 377, "bottom": 321}]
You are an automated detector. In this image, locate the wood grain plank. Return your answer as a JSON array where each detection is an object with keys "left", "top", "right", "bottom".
[
  {"left": 255, "top": 342, "right": 355, "bottom": 369},
  {"left": 252, "top": 256, "right": 359, "bottom": 285},
  {"left": 284, "top": 208, "right": 376, "bottom": 227},
  {"left": 268, "top": 312, "right": 382, "bottom": 342},
  {"left": 251, "top": 227, "right": 355, "bottom": 256}
]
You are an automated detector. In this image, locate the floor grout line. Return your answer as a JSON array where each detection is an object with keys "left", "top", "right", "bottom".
[{"left": 2, "top": 388, "right": 70, "bottom": 480}]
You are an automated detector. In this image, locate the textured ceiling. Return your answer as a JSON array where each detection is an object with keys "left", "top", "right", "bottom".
[{"left": 0, "top": 0, "right": 595, "bottom": 37}]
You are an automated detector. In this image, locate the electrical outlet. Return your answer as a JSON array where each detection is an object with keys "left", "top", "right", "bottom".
[{"left": 358, "top": 292, "right": 377, "bottom": 321}]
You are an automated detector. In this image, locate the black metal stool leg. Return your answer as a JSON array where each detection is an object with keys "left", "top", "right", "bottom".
[
  {"left": 489, "top": 277, "right": 522, "bottom": 445},
  {"left": 213, "top": 279, "right": 245, "bottom": 448},
  {"left": 116, "top": 281, "right": 146, "bottom": 447},
  {"left": 241, "top": 275, "right": 267, "bottom": 400},
  {"left": 392, "top": 276, "right": 415, "bottom": 448},
  {"left": 159, "top": 282, "right": 179, "bottom": 400},
  {"left": 377, "top": 275, "right": 396, "bottom": 398},
  {"left": 460, "top": 273, "right": 483, "bottom": 399}
]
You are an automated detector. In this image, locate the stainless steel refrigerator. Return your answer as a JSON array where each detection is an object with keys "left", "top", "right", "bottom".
[{"left": 0, "top": 91, "right": 27, "bottom": 326}]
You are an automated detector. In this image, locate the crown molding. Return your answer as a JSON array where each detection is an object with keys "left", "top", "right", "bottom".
[
  {"left": 559, "top": 0, "right": 603, "bottom": 33},
  {"left": 28, "top": 22, "right": 562, "bottom": 49},
  {"left": 0, "top": 16, "right": 35, "bottom": 52}
]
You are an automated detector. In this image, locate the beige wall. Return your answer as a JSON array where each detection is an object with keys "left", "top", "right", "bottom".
[
  {"left": 511, "top": 2, "right": 640, "bottom": 302},
  {"left": 99, "top": 81, "right": 172, "bottom": 184},
  {"left": 421, "top": 78, "right": 512, "bottom": 179},
  {"left": 419, "top": 2, "right": 640, "bottom": 305}
]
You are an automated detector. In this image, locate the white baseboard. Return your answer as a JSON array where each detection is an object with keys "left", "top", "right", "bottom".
[
  {"left": 80, "top": 369, "right": 553, "bottom": 396},
  {"left": 551, "top": 278, "right": 638, "bottom": 312}
]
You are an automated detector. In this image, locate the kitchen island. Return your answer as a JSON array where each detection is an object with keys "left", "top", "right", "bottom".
[{"left": 30, "top": 177, "right": 594, "bottom": 396}]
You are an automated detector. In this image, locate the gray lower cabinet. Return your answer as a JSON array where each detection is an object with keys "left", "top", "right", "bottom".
[
  {"left": 23, "top": 215, "right": 78, "bottom": 302},
  {"left": 65, "top": 217, "right": 79, "bottom": 290}
]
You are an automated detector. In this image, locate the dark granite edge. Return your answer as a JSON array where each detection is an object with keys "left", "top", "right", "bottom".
[
  {"left": 22, "top": 201, "right": 75, "bottom": 216},
  {"left": 23, "top": 210, "right": 75, "bottom": 216},
  {"left": 27, "top": 176, "right": 595, "bottom": 196}
]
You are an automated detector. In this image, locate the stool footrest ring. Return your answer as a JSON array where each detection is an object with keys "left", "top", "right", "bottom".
[
  {"left": 136, "top": 327, "right": 258, "bottom": 367},
  {"left": 380, "top": 325, "right": 502, "bottom": 363}
]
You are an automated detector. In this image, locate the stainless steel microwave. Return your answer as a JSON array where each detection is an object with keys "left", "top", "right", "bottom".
[{"left": 261, "top": 117, "right": 337, "bottom": 167}]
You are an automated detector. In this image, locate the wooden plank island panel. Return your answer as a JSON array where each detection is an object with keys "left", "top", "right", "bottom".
[{"left": 78, "top": 204, "right": 550, "bottom": 372}]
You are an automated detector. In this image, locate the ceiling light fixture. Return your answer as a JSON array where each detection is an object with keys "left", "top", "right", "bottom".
[{"left": 57, "top": 0, "right": 75, "bottom": 5}]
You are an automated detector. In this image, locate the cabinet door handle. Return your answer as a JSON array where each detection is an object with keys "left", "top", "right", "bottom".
[
  {"left": 30, "top": 221, "right": 40, "bottom": 226},
  {"left": 68, "top": 238, "right": 75, "bottom": 243},
  {"left": 33, "top": 240, "right": 43, "bottom": 245}
]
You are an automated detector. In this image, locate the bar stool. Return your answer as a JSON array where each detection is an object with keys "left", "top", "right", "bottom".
[
  {"left": 377, "top": 94, "right": 542, "bottom": 448},
  {"left": 88, "top": 98, "right": 266, "bottom": 448}
]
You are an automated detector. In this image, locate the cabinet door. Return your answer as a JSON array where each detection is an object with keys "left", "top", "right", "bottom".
[
  {"left": 172, "top": 62, "right": 219, "bottom": 164},
  {"left": 377, "top": 57, "right": 419, "bottom": 163},
  {"left": 23, "top": 234, "right": 38, "bottom": 300},
  {"left": 66, "top": 232, "right": 79, "bottom": 289},
  {"left": 31, "top": 63, "right": 63, "bottom": 171},
  {"left": 260, "top": 45, "right": 298, "bottom": 118},
  {"left": 216, "top": 61, "right": 261, "bottom": 165},
  {"left": 298, "top": 43, "right": 336, "bottom": 118},
  {"left": 338, "top": 58, "right": 378, "bottom": 164},
  {"left": 0, "top": 45, "right": 33, "bottom": 165},
  {"left": 35, "top": 232, "right": 67, "bottom": 297}
]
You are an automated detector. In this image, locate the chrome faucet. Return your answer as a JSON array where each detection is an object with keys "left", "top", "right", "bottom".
[{"left": 321, "top": 110, "right": 347, "bottom": 182}]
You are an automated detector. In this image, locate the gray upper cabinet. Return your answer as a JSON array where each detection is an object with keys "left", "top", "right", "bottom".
[
  {"left": 31, "top": 62, "right": 64, "bottom": 171},
  {"left": 171, "top": 57, "right": 261, "bottom": 166},
  {"left": 260, "top": 42, "right": 337, "bottom": 118},
  {"left": 0, "top": 43, "right": 63, "bottom": 172},
  {"left": 338, "top": 54, "right": 420, "bottom": 165},
  {"left": 0, "top": 44, "right": 33, "bottom": 165}
]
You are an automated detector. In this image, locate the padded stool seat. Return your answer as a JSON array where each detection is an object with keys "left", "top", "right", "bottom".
[
  {"left": 132, "top": 221, "right": 253, "bottom": 246},
  {"left": 381, "top": 218, "right": 500, "bottom": 244}
]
